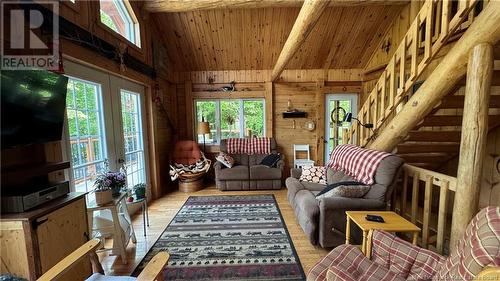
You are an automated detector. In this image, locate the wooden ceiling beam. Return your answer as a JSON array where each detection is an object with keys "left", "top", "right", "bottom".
[
  {"left": 270, "top": 0, "right": 329, "bottom": 81},
  {"left": 144, "top": 0, "right": 409, "bottom": 13}
]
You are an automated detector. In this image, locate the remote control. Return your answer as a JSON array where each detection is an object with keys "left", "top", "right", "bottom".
[{"left": 365, "top": 214, "right": 385, "bottom": 223}]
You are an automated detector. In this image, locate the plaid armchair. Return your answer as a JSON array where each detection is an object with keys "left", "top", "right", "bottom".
[{"left": 307, "top": 207, "right": 500, "bottom": 281}]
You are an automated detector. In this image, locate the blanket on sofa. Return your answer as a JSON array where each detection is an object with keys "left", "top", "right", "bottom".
[
  {"left": 169, "top": 152, "right": 211, "bottom": 181},
  {"left": 326, "top": 144, "right": 391, "bottom": 185},
  {"left": 226, "top": 137, "right": 271, "bottom": 154}
]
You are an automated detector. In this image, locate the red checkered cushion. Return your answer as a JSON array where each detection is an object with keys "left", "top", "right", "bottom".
[
  {"left": 326, "top": 144, "right": 392, "bottom": 185},
  {"left": 226, "top": 138, "right": 270, "bottom": 154},
  {"left": 371, "top": 231, "right": 444, "bottom": 280},
  {"left": 307, "top": 244, "right": 405, "bottom": 281},
  {"left": 433, "top": 207, "right": 500, "bottom": 281}
]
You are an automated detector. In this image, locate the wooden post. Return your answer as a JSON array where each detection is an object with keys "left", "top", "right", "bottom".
[
  {"left": 265, "top": 81, "right": 274, "bottom": 138},
  {"left": 270, "top": 0, "right": 329, "bottom": 81},
  {"left": 450, "top": 43, "right": 493, "bottom": 247},
  {"left": 315, "top": 79, "right": 325, "bottom": 164},
  {"left": 369, "top": 2, "right": 500, "bottom": 152}
]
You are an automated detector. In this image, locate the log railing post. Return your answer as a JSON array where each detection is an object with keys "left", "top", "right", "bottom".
[{"left": 450, "top": 43, "right": 493, "bottom": 248}]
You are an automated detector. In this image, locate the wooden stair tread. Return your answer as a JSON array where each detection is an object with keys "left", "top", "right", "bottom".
[
  {"left": 406, "top": 131, "right": 462, "bottom": 142},
  {"left": 398, "top": 153, "right": 457, "bottom": 163},
  {"left": 418, "top": 114, "right": 500, "bottom": 127},
  {"left": 396, "top": 143, "right": 460, "bottom": 153},
  {"left": 438, "top": 95, "right": 500, "bottom": 109}
]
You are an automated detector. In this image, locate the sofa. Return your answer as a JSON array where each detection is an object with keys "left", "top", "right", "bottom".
[
  {"left": 285, "top": 155, "right": 404, "bottom": 248},
  {"left": 214, "top": 138, "right": 284, "bottom": 191}
]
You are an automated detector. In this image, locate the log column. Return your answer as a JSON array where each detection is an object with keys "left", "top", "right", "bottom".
[{"left": 450, "top": 43, "right": 493, "bottom": 247}]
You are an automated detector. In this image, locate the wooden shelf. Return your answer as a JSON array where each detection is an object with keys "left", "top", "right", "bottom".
[
  {"left": 192, "top": 90, "right": 265, "bottom": 98},
  {"left": 1, "top": 161, "right": 70, "bottom": 178}
]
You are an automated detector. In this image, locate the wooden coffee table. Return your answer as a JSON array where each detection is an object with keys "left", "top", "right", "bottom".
[{"left": 345, "top": 211, "right": 420, "bottom": 255}]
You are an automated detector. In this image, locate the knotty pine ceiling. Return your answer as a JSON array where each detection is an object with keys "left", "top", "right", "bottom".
[{"left": 152, "top": 6, "right": 403, "bottom": 71}]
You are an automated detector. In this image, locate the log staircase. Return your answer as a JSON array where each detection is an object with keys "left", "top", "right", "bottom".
[
  {"left": 394, "top": 82, "right": 500, "bottom": 170},
  {"left": 344, "top": 0, "right": 500, "bottom": 253}
]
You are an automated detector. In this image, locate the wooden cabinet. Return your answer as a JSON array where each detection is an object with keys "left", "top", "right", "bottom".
[{"left": 0, "top": 193, "right": 91, "bottom": 280}]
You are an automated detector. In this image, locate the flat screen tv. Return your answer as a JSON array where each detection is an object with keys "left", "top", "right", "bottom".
[{"left": 1, "top": 70, "right": 69, "bottom": 149}]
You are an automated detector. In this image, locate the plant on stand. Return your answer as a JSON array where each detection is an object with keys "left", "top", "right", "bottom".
[{"left": 94, "top": 170, "right": 127, "bottom": 200}]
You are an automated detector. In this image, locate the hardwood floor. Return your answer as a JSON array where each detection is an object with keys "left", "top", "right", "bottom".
[{"left": 98, "top": 185, "right": 330, "bottom": 277}]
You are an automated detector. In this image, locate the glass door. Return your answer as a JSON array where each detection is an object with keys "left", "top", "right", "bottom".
[
  {"left": 110, "top": 76, "right": 148, "bottom": 190},
  {"left": 325, "top": 94, "right": 357, "bottom": 163},
  {"left": 64, "top": 61, "right": 116, "bottom": 192}
]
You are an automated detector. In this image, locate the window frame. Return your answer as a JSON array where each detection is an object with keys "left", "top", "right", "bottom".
[
  {"left": 98, "top": 0, "right": 141, "bottom": 48},
  {"left": 194, "top": 98, "right": 266, "bottom": 145}
]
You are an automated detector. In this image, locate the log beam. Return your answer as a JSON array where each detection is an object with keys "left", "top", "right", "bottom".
[
  {"left": 144, "top": 0, "right": 409, "bottom": 13},
  {"left": 368, "top": 1, "right": 500, "bottom": 152},
  {"left": 271, "top": 0, "right": 329, "bottom": 82},
  {"left": 450, "top": 43, "right": 493, "bottom": 248}
]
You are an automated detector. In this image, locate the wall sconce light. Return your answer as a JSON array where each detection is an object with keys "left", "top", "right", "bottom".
[{"left": 344, "top": 113, "right": 374, "bottom": 129}]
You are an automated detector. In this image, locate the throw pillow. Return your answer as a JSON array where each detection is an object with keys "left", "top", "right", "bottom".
[
  {"left": 260, "top": 153, "right": 281, "bottom": 167},
  {"left": 299, "top": 166, "right": 326, "bottom": 184},
  {"left": 216, "top": 152, "right": 235, "bottom": 168},
  {"left": 316, "top": 181, "right": 370, "bottom": 199}
]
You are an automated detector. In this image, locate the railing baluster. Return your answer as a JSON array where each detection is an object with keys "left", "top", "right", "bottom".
[
  {"left": 437, "top": 180, "right": 449, "bottom": 254},
  {"left": 402, "top": 169, "right": 409, "bottom": 217},
  {"left": 411, "top": 172, "right": 420, "bottom": 225},
  {"left": 422, "top": 175, "right": 434, "bottom": 248}
]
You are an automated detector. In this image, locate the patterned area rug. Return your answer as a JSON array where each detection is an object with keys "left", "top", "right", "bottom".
[{"left": 132, "top": 195, "right": 305, "bottom": 281}]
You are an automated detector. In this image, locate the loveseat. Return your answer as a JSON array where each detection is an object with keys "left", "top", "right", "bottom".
[
  {"left": 214, "top": 138, "right": 284, "bottom": 191},
  {"left": 286, "top": 154, "right": 404, "bottom": 248}
]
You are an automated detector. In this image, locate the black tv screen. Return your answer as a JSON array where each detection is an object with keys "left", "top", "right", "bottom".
[{"left": 1, "top": 70, "right": 69, "bottom": 149}]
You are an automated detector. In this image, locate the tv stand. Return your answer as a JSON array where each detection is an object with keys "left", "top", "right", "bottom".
[{"left": 0, "top": 192, "right": 91, "bottom": 279}]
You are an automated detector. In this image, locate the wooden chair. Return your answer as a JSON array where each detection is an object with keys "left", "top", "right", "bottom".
[
  {"left": 170, "top": 140, "right": 211, "bottom": 192},
  {"left": 37, "top": 239, "right": 169, "bottom": 281}
]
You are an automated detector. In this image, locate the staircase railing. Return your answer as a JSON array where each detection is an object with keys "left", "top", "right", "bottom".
[
  {"left": 393, "top": 164, "right": 458, "bottom": 254},
  {"left": 346, "top": 0, "right": 484, "bottom": 147}
]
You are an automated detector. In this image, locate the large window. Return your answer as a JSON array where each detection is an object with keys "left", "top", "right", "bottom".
[
  {"left": 195, "top": 99, "right": 265, "bottom": 144},
  {"left": 99, "top": 0, "right": 140, "bottom": 47}
]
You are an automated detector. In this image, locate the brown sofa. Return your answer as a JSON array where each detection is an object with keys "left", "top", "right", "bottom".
[
  {"left": 285, "top": 155, "right": 404, "bottom": 248},
  {"left": 214, "top": 138, "right": 284, "bottom": 191}
]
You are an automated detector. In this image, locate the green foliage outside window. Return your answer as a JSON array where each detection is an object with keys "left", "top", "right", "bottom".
[
  {"left": 100, "top": 10, "right": 119, "bottom": 33},
  {"left": 195, "top": 99, "right": 265, "bottom": 143}
]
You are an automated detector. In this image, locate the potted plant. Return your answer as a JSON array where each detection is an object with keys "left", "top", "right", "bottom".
[
  {"left": 94, "top": 170, "right": 127, "bottom": 198},
  {"left": 133, "top": 183, "right": 146, "bottom": 200},
  {"left": 93, "top": 182, "right": 112, "bottom": 206}
]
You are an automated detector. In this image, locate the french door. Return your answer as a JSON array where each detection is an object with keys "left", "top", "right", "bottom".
[
  {"left": 63, "top": 61, "right": 148, "bottom": 193},
  {"left": 324, "top": 94, "right": 357, "bottom": 163}
]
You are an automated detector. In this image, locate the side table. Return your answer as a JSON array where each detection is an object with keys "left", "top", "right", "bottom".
[
  {"left": 126, "top": 197, "right": 149, "bottom": 236},
  {"left": 345, "top": 211, "right": 421, "bottom": 256},
  {"left": 87, "top": 192, "right": 137, "bottom": 264}
]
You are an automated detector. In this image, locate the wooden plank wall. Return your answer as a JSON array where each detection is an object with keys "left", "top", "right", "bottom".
[{"left": 173, "top": 69, "right": 363, "bottom": 175}]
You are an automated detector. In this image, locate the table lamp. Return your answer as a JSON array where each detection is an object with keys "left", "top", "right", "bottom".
[{"left": 197, "top": 121, "right": 210, "bottom": 152}]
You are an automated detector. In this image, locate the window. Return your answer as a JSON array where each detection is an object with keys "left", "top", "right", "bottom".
[
  {"left": 99, "top": 0, "right": 140, "bottom": 47},
  {"left": 66, "top": 77, "right": 107, "bottom": 192},
  {"left": 195, "top": 99, "right": 265, "bottom": 144}
]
